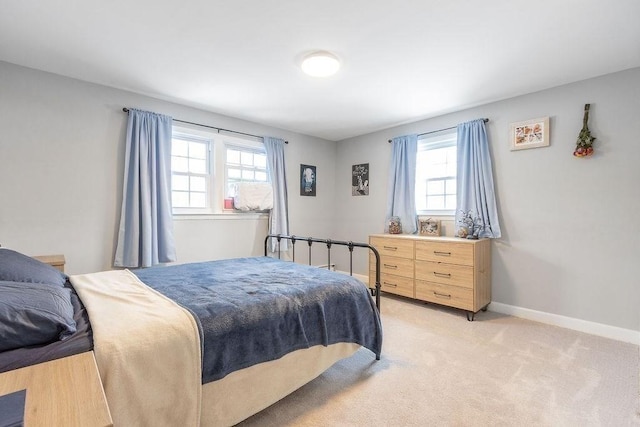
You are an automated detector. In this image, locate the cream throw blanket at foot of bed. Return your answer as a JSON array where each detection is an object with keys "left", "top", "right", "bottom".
[{"left": 71, "top": 269, "right": 202, "bottom": 427}]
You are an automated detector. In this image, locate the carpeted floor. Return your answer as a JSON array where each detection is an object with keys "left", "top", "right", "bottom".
[{"left": 239, "top": 295, "right": 640, "bottom": 426}]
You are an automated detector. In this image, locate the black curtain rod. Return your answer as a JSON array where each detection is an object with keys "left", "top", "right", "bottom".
[
  {"left": 387, "top": 118, "right": 489, "bottom": 143},
  {"left": 122, "top": 108, "right": 288, "bottom": 144}
]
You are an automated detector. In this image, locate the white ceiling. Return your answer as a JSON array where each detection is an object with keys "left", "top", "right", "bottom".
[{"left": 2, "top": 1, "right": 639, "bottom": 141}]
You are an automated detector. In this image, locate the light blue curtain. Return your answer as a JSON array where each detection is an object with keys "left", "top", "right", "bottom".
[
  {"left": 264, "top": 136, "right": 289, "bottom": 252},
  {"left": 114, "top": 109, "right": 176, "bottom": 267},
  {"left": 456, "top": 119, "right": 501, "bottom": 238},
  {"left": 385, "top": 134, "right": 418, "bottom": 234}
]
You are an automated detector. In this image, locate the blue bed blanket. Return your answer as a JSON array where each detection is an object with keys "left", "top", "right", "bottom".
[{"left": 133, "top": 257, "right": 382, "bottom": 383}]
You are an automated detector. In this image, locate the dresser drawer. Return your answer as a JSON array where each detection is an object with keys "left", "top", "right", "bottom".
[
  {"left": 415, "top": 241, "right": 473, "bottom": 266},
  {"left": 371, "top": 254, "right": 414, "bottom": 279},
  {"left": 415, "top": 280, "right": 473, "bottom": 311},
  {"left": 415, "top": 261, "right": 473, "bottom": 288},
  {"left": 370, "top": 236, "right": 414, "bottom": 259},
  {"left": 377, "top": 273, "right": 414, "bottom": 298}
]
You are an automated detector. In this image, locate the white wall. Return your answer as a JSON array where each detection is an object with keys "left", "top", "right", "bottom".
[
  {"left": 335, "top": 68, "right": 640, "bottom": 333},
  {"left": 1, "top": 59, "right": 638, "bottom": 335},
  {"left": 0, "top": 61, "right": 336, "bottom": 274}
]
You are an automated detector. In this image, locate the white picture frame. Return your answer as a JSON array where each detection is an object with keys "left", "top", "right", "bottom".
[{"left": 510, "top": 117, "right": 550, "bottom": 151}]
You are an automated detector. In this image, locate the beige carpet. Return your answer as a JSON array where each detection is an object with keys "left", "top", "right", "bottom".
[{"left": 239, "top": 295, "right": 640, "bottom": 426}]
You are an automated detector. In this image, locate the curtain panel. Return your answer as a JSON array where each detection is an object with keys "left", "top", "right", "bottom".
[
  {"left": 114, "top": 109, "right": 176, "bottom": 268},
  {"left": 456, "top": 119, "right": 502, "bottom": 238},
  {"left": 264, "top": 136, "right": 289, "bottom": 252},
  {"left": 385, "top": 134, "right": 418, "bottom": 234}
]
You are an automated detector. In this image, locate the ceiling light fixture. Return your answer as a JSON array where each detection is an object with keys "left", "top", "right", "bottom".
[{"left": 301, "top": 51, "right": 340, "bottom": 78}]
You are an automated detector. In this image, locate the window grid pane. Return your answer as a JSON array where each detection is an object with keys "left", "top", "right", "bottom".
[
  {"left": 172, "top": 191, "right": 189, "bottom": 208},
  {"left": 227, "top": 150, "right": 240, "bottom": 164},
  {"left": 240, "top": 151, "right": 253, "bottom": 166}
]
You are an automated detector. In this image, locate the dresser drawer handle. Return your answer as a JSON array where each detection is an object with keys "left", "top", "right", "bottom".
[
  {"left": 383, "top": 282, "right": 398, "bottom": 288},
  {"left": 433, "top": 272, "right": 451, "bottom": 278},
  {"left": 433, "top": 291, "right": 452, "bottom": 299},
  {"left": 383, "top": 264, "right": 398, "bottom": 269},
  {"left": 433, "top": 251, "right": 451, "bottom": 256},
  {"left": 383, "top": 246, "right": 398, "bottom": 251}
]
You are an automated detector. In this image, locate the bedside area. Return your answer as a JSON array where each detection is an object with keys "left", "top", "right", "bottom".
[
  {"left": 0, "top": 351, "right": 112, "bottom": 426},
  {"left": 33, "top": 254, "right": 66, "bottom": 273}
]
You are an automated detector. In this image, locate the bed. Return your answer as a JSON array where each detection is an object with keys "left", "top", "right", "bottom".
[{"left": 0, "top": 234, "right": 383, "bottom": 426}]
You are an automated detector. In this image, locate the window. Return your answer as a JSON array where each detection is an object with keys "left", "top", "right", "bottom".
[
  {"left": 415, "top": 129, "right": 457, "bottom": 216},
  {"left": 225, "top": 146, "right": 268, "bottom": 198},
  {"left": 171, "top": 133, "right": 211, "bottom": 211},
  {"left": 170, "top": 125, "right": 267, "bottom": 215}
]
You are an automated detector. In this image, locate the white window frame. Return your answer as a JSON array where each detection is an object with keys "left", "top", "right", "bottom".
[
  {"left": 171, "top": 124, "right": 268, "bottom": 217},
  {"left": 415, "top": 129, "right": 458, "bottom": 217}
]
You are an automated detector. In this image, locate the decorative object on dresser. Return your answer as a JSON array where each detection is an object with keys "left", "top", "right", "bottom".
[
  {"left": 387, "top": 216, "right": 402, "bottom": 234},
  {"left": 418, "top": 217, "right": 440, "bottom": 236},
  {"left": 369, "top": 234, "right": 491, "bottom": 321},
  {"left": 456, "top": 210, "right": 484, "bottom": 240}
]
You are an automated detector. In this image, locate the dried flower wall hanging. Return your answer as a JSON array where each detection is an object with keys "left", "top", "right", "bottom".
[{"left": 573, "top": 103, "right": 596, "bottom": 157}]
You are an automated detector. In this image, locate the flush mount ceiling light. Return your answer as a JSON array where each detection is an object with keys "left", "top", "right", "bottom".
[{"left": 301, "top": 51, "right": 340, "bottom": 77}]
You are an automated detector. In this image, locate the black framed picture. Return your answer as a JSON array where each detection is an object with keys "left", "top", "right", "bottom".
[
  {"left": 300, "top": 164, "right": 316, "bottom": 196},
  {"left": 352, "top": 163, "right": 369, "bottom": 196}
]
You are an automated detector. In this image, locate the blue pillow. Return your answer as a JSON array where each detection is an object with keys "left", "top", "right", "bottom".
[
  {"left": 0, "top": 248, "right": 67, "bottom": 287},
  {"left": 0, "top": 281, "right": 77, "bottom": 352}
]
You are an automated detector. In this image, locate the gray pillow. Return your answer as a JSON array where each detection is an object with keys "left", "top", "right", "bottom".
[
  {"left": 0, "top": 281, "right": 77, "bottom": 352},
  {"left": 0, "top": 248, "right": 67, "bottom": 287}
]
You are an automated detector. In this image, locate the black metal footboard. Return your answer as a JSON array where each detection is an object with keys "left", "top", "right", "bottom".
[{"left": 264, "top": 234, "right": 381, "bottom": 310}]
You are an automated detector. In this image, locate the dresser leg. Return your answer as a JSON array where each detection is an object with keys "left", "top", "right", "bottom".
[{"left": 466, "top": 311, "right": 475, "bottom": 321}]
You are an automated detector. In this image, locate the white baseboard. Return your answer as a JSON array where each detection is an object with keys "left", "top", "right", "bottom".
[
  {"left": 336, "top": 270, "right": 368, "bottom": 284},
  {"left": 489, "top": 302, "right": 639, "bottom": 345},
  {"left": 351, "top": 273, "right": 369, "bottom": 283}
]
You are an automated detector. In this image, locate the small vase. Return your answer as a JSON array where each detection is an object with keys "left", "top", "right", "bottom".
[
  {"left": 457, "top": 226, "right": 469, "bottom": 238},
  {"left": 388, "top": 216, "right": 402, "bottom": 234}
]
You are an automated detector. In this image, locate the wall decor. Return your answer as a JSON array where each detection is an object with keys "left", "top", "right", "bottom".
[
  {"left": 419, "top": 217, "right": 440, "bottom": 236},
  {"left": 300, "top": 164, "right": 316, "bottom": 196},
  {"left": 352, "top": 163, "right": 369, "bottom": 196},
  {"left": 573, "top": 104, "right": 596, "bottom": 157},
  {"left": 509, "top": 117, "right": 550, "bottom": 151}
]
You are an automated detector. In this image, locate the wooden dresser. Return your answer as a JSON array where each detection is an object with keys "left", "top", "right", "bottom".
[{"left": 369, "top": 234, "right": 491, "bottom": 320}]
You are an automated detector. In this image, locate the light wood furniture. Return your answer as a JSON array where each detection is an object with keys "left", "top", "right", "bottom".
[
  {"left": 0, "top": 352, "right": 112, "bottom": 427},
  {"left": 369, "top": 234, "right": 491, "bottom": 320},
  {"left": 33, "top": 254, "right": 66, "bottom": 272}
]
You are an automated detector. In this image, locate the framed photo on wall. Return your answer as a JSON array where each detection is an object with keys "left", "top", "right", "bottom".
[
  {"left": 300, "top": 164, "right": 316, "bottom": 196},
  {"left": 419, "top": 217, "right": 440, "bottom": 236},
  {"left": 352, "top": 163, "right": 369, "bottom": 196},
  {"left": 510, "top": 117, "right": 550, "bottom": 150}
]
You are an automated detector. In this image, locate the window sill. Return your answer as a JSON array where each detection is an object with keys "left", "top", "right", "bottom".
[
  {"left": 418, "top": 212, "right": 455, "bottom": 218},
  {"left": 173, "top": 212, "right": 269, "bottom": 221}
]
